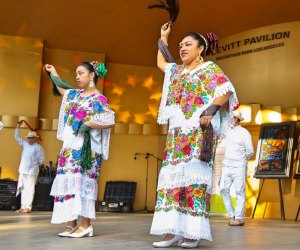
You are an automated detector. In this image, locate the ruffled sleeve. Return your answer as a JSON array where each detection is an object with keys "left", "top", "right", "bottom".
[
  {"left": 57, "top": 89, "right": 79, "bottom": 140},
  {"left": 157, "top": 63, "right": 178, "bottom": 124},
  {"left": 207, "top": 62, "right": 239, "bottom": 138},
  {"left": 90, "top": 94, "right": 115, "bottom": 160}
]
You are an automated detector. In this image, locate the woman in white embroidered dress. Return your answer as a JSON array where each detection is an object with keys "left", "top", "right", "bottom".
[
  {"left": 150, "top": 23, "right": 239, "bottom": 248},
  {"left": 45, "top": 62, "right": 115, "bottom": 238}
]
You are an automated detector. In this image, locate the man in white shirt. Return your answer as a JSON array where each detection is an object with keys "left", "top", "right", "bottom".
[
  {"left": 219, "top": 110, "right": 254, "bottom": 226},
  {"left": 15, "top": 121, "right": 45, "bottom": 213}
]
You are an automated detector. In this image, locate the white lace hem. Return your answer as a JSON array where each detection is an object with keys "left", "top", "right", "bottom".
[
  {"left": 51, "top": 195, "right": 96, "bottom": 224},
  {"left": 215, "top": 84, "right": 239, "bottom": 139},
  {"left": 157, "top": 159, "right": 213, "bottom": 193},
  {"left": 157, "top": 63, "right": 175, "bottom": 125},
  {"left": 150, "top": 210, "right": 212, "bottom": 241},
  {"left": 91, "top": 107, "right": 114, "bottom": 160},
  {"left": 57, "top": 89, "right": 71, "bottom": 140},
  {"left": 100, "top": 128, "right": 111, "bottom": 160},
  {"left": 50, "top": 172, "right": 98, "bottom": 200}
]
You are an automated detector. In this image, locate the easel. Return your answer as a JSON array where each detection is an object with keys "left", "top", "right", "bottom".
[
  {"left": 295, "top": 204, "right": 300, "bottom": 221},
  {"left": 252, "top": 179, "right": 285, "bottom": 220}
]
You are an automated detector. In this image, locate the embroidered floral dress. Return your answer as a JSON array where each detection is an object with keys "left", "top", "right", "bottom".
[
  {"left": 50, "top": 89, "right": 115, "bottom": 224},
  {"left": 150, "top": 61, "right": 239, "bottom": 240}
]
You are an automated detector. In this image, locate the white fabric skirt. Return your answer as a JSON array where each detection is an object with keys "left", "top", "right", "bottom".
[
  {"left": 150, "top": 159, "right": 213, "bottom": 241},
  {"left": 50, "top": 172, "right": 98, "bottom": 224}
]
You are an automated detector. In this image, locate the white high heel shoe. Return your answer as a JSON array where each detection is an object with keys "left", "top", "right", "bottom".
[
  {"left": 58, "top": 225, "right": 77, "bottom": 237},
  {"left": 181, "top": 239, "right": 201, "bottom": 248},
  {"left": 68, "top": 225, "right": 93, "bottom": 238},
  {"left": 153, "top": 235, "right": 184, "bottom": 248}
]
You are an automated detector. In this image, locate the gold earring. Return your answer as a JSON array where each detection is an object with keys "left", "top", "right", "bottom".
[
  {"left": 197, "top": 54, "right": 204, "bottom": 64},
  {"left": 89, "top": 79, "right": 95, "bottom": 88}
]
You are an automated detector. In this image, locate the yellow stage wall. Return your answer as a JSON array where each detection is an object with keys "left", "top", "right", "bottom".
[
  {"left": 0, "top": 35, "right": 43, "bottom": 116},
  {"left": 0, "top": 21, "right": 300, "bottom": 219}
]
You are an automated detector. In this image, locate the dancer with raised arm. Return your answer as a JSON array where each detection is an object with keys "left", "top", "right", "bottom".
[
  {"left": 150, "top": 22, "right": 239, "bottom": 248},
  {"left": 45, "top": 61, "right": 115, "bottom": 238}
]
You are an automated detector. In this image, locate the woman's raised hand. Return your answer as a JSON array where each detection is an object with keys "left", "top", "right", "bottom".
[
  {"left": 161, "top": 21, "right": 172, "bottom": 41},
  {"left": 45, "top": 64, "right": 58, "bottom": 76}
]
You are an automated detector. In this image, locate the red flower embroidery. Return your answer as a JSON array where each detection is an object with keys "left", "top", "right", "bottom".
[
  {"left": 183, "top": 145, "right": 191, "bottom": 155},
  {"left": 187, "top": 197, "right": 194, "bottom": 208},
  {"left": 174, "top": 191, "right": 180, "bottom": 203},
  {"left": 194, "top": 96, "right": 204, "bottom": 105},
  {"left": 185, "top": 186, "right": 193, "bottom": 198},
  {"left": 65, "top": 194, "right": 72, "bottom": 200},
  {"left": 217, "top": 75, "right": 228, "bottom": 84},
  {"left": 163, "top": 151, "right": 168, "bottom": 161},
  {"left": 233, "top": 102, "right": 240, "bottom": 111},
  {"left": 175, "top": 94, "right": 182, "bottom": 104}
]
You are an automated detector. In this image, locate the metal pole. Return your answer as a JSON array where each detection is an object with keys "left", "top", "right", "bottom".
[
  {"left": 295, "top": 204, "right": 300, "bottom": 221},
  {"left": 144, "top": 153, "right": 149, "bottom": 211},
  {"left": 278, "top": 179, "right": 285, "bottom": 220}
]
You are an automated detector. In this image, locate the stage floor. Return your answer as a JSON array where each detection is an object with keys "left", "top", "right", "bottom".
[{"left": 0, "top": 211, "right": 299, "bottom": 249}]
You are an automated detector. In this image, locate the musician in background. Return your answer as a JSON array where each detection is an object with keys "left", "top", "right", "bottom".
[{"left": 15, "top": 120, "right": 45, "bottom": 213}]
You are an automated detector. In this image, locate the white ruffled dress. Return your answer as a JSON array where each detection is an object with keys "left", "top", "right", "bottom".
[
  {"left": 50, "top": 89, "right": 115, "bottom": 224},
  {"left": 150, "top": 62, "right": 239, "bottom": 240}
]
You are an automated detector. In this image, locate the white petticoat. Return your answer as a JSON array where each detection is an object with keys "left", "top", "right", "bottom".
[
  {"left": 50, "top": 172, "right": 98, "bottom": 224},
  {"left": 150, "top": 159, "right": 213, "bottom": 241},
  {"left": 51, "top": 196, "right": 96, "bottom": 224}
]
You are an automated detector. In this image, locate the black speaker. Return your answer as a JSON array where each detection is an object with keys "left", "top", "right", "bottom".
[
  {"left": 98, "top": 181, "right": 137, "bottom": 212},
  {"left": 32, "top": 183, "right": 54, "bottom": 211},
  {"left": 0, "top": 179, "right": 20, "bottom": 210}
]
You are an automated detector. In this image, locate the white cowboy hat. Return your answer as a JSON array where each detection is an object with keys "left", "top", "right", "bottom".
[
  {"left": 233, "top": 110, "right": 244, "bottom": 121},
  {"left": 26, "top": 131, "right": 38, "bottom": 138}
]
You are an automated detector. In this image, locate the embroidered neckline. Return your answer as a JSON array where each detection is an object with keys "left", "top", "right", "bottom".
[
  {"left": 181, "top": 61, "right": 212, "bottom": 75},
  {"left": 79, "top": 89, "right": 100, "bottom": 99}
]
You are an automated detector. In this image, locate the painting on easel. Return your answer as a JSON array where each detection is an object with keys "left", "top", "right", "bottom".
[{"left": 254, "top": 122, "right": 295, "bottom": 179}]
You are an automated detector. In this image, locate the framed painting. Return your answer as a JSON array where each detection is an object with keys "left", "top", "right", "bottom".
[
  {"left": 254, "top": 122, "right": 295, "bottom": 179},
  {"left": 293, "top": 135, "right": 300, "bottom": 179}
]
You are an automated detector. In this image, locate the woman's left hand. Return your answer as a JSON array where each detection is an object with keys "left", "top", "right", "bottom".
[{"left": 200, "top": 115, "right": 212, "bottom": 126}]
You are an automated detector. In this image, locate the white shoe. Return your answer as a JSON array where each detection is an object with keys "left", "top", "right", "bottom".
[
  {"left": 181, "top": 239, "right": 201, "bottom": 248},
  {"left": 153, "top": 235, "right": 184, "bottom": 248},
  {"left": 58, "top": 225, "right": 77, "bottom": 237},
  {"left": 68, "top": 225, "right": 93, "bottom": 238}
]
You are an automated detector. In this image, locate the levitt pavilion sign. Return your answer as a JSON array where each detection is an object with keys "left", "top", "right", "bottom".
[{"left": 209, "top": 31, "right": 290, "bottom": 61}]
